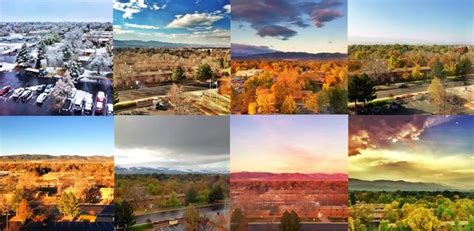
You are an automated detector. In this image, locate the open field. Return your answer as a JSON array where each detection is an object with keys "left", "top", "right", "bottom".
[{"left": 113, "top": 48, "right": 231, "bottom": 115}]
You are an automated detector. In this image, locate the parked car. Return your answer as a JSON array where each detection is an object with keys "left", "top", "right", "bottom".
[
  {"left": 73, "top": 97, "right": 84, "bottom": 112},
  {"left": 12, "top": 88, "right": 25, "bottom": 98},
  {"left": 0, "top": 86, "right": 12, "bottom": 96},
  {"left": 44, "top": 84, "right": 54, "bottom": 94},
  {"left": 155, "top": 99, "right": 169, "bottom": 110},
  {"left": 95, "top": 101, "right": 104, "bottom": 114},
  {"left": 61, "top": 99, "right": 72, "bottom": 113},
  {"left": 96, "top": 91, "right": 105, "bottom": 103},
  {"left": 19, "top": 89, "right": 32, "bottom": 102},
  {"left": 107, "top": 103, "right": 113, "bottom": 115},
  {"left": 84, "top": 98, "right": 93, "bottom": 115},
  {"left": 36, "top": 92, "right": 48, "bottom": 104},
  {"left": 36, "top": 84, "right": 46, "bottom": 93}
]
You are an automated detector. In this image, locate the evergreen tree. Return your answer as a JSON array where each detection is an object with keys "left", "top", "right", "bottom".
[
  {"left": 36, "top": 40, "right": 46, "bottom": 68},
  {"left": 115, "top": 200, "right": 135, "bottom": 229},
  {"left": 16, "top": 43, "right": 30, "bottom": 67},
  {"left": 58, "top": 192, "right": 79, "bottom": 219},
  {"left": 68, "top": 61, "right": 81, "bottom": 79},
  {"left": 279, "top": 210, "right": 301, "bottom": 231},
  {"left": 62, "top": 45, "right": 72, "bottom": 64}
]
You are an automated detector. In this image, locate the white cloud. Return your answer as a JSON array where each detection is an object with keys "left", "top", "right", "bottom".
[
  {"left": 223, "top": 4, "right": 231, "bottom": 14},
  {"left": 113, "top": 25, "right": 134, "bottom": 34},
  {"left": 113, "top": 0, "right": 148, "bottom": 19},
  {"left": 166, "top": 11, "right": 224, "bottom": 29},
  {"left": 124, "top": 23, "right": 160, "bottom": 30}
]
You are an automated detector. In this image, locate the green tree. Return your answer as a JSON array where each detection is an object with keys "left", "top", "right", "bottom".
[
  {"left": 348, "top": 74, "right": 376, "bottom": 106},
  {"left": 115, "top": 200, "right": 135, "bottom": 230},
  {"left": 379, "top": 220, "right": 390, "bottom": 231},
  {"left": 430, "top": 58, "right": 445, "bottom": 79},
  {"left": 168, "top": 191, "right": 180, "bottom": 208},
  {"left": 455, "top": 57, "right": 472, "bottom": 76},
  {"left": 16, "top": 43, "right": 31, "bottom": 67},
  {"left": 208, "top": 184, "right": 225, "bottom": 203},
  {"left": 279, "top": 210, "right": 301, "bottom": 231},
  {"left": 195, "top": 63, "right": 213, "bottom": 81},
  {"left": 171, "top": 65, "right": 185, "bottom": 82},
  {"left": 231, "top": 208, "right": 248, "bottom": 231},
  {"left": 185, "top": 186, "right": 199, "bottom": 205},
  {"left": 328, "top": 86, "right": 348, "bottom": 114},
  {"left": 58, "top": 192, "right": 80, "bottom": 219},
  {"left": 68, "top": 61, "right": 81, "bottom": 79},
  {"left": 184, "top": 204, "right": 200, "bottom": 230},
  {"left": 62, "top": 45, "right": 72, "bottom": 64},
  {"left": 36, "top": 40, "right": 46, "bottom": 69}
]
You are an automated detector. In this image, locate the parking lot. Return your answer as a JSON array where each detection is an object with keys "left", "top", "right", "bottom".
[{"left": 0, "top": 66, "right": 113, "bottom": 115}]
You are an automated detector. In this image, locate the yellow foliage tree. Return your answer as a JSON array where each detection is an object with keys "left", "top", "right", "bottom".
[
  {"left": 255, "top": 88, "right": 275, "bottom": 114},
  {"left": 303, "top": 92, "right": 319, "bottom": 113},
  {"left": 280, "top": 95, "right": 297, "bottom": 114}
]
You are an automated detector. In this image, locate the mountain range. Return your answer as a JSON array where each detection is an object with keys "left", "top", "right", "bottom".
[
  {"left": 115, "top": 166, "right": 228, "bottom": 175},
  {"left": 231, "top": 43, "right": 347, "bottom": 60},
  {"left": 349, "top": 178, "right": 457, "bottom": 191},
  {"left": 114, "top": 39, "right": 229, "bottom": 48},
  {"left": 231, "top": 172, "right": 348, "bottom": 181}
]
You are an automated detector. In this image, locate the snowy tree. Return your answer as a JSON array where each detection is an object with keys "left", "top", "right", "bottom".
[
  {"left": 68, "top": 61, "right": 82, "bottom": 79},
  {"left": 35, "top": 40, "right": 46, "bottom": 68},
  {"left": 62, "top": 45, "right": 72, "bottom": 64},
  {"left": 88, "top": 52, "right": 111, "bottom": 75},
  {"left": 64, "top": 28, "right": 83, "bottom": 50},
  {"left": 15, "top": 43, "right": 31, "bottom": 67},
  {"left": 51, "top": 74, "right": 75, "bottom": 109},
  {"left": 47, "top": 48, "right": 64, "bottom": 69}
]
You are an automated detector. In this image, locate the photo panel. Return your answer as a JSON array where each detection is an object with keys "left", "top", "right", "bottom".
[
  {"left": 349, "top": 115, "right": 474, "bottom": 230},
  {"left": 230, "top": 115, "right": 348, "bottom": 230},
  {"left": 114, "top": 116, "right": 230, "bottom": 230},
  {"left": 348, "top": 0, "right": 474, "bottom": 115},
  {"left": 0, "top": 0, "right": 113, "bottom": 116},
  {"left": 0, "top": 116, "right": 114, "bottom": 230},
  {"left": 230, "top": 0, "right": 348, "bottom": 115},
  {"left": 112, "top": 0, "right": 231, "bottom": 115}
]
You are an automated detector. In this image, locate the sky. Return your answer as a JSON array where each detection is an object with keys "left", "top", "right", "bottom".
[
  {"left": 115, "top": 116, "right": 230, "bottom": 172},
  {"left": 113, "top": 0, "right": 230, "bottom": 46},
  {"left": 231, "top": 115, "right": 348, "bottom": 174},
  {"left": 0, "top": 117, "right": 114, "bottom": 156},
  {"left": 349, "top": 116, "right": 474, "bottom": 190},
  {"left": 349, "top": 0, "right": 474, "bottom": 45},
  {"left": 231, "top": 0, "right": 347, "bottom": 53},
  {"left": 0, "top": 0, "right": 112, "bottom": 22}
]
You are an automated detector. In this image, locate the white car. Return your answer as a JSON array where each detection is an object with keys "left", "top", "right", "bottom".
[
  {"left": 12, "top": 88, "right": 25, "bottom": 98},
  {"left": 36, "top": 92, "right": 48, "bottom": 104},
  {"left": 84, "top": 98, "right": 93, "bottom": 115},
  {"left": 96, "top": 91, "right": 105, "bottom": 103},
  {"left": 107, "top": 103, "right": 113, "bottom": 115}
]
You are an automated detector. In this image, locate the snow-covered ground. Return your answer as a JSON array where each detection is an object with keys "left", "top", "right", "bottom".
[{"left": 0, "top": 62, "right": 16, "bottom": 72}]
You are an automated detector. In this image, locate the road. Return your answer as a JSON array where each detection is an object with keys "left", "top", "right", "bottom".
[
  {"left": 376, "top": 78, "right": 473, "bottom": 98},
  {"left": 0, "top": 56, "right": 113, "bottom": 115},
  {"left": 247, "top": 222, "right": 347, "bottom": 231},
  {"left": 135, "top": 204, "right": 225, "bottom": 224}
]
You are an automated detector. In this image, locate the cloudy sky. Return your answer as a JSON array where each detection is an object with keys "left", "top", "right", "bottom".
[
  {"left": 113, "top": 0, "right": 230, "bottom": 46},
  {"left": 231, "top": 116, "right": 347, "bottom": 174},
  {"left": 349, "top": 116, "right": 474, "bottom": 190},
  {"left": 232, "top": 0, "right": 347, "bottom": 53},
  {"left": 0, "top": 117, "right": 114, "bottom": 156},
  {"left": 115, "top": 116, "right": 229, "bottom": 172},
  {"left": 349, "top": 0, "right": 473, "bottom": 44},
  {"left": 0, "top": 0, "right": 112, "bottom": 22}
]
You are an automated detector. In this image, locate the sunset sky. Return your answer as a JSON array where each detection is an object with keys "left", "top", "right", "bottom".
[
  {"left": 0, "top": 117, "right": 114, "bottom": 156},
  {"left": 115, "top": 116, "right": 229, "bottom": 172},
  {"left": 231, "top": 116, "right": 348, "bottom": 174},
  {"left": 349, "top": 116, "right": 474, "bottom": 190},
  {"left": 349, "top": 0, "right": 473, "bottom": 44},
  {"left": 232, "top": 0, "right": 347, "bottom": 53}
]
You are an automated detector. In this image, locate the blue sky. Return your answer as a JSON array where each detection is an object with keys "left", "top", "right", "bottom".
[
  {"left": 231, "top": 0, "right": 347, "bottom": 53},
  {"left": 349, "top": 0, "right": 474, "bottom": 44},
  {"left": 0, "top": 117, "right": 114, "bottom": 156},
  {"left": 231, "top": 115, "right": 348, "bottom": 174},
  {"left": 113, "top": 0, "right": 230, "bottom": 46},
  {"left": 0, "top": 0, "right": 112, "bottom": 22}
]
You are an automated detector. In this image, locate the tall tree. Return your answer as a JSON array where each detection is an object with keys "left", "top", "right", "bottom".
[
  {"left": 16, "top": 43, "right": 30, "bottom": 67},
  {"left": 231, "top": 208, "right": 248, "bottom": 231},
  {"left": 115, "top": 200, "right": 135, "bottom": 230},
  {"left": 184, "top": 204, "right": 200, "bottom": 230},
  {"left": 58, "top": 192, "right": 80, "bottom": 219},
  {"left": 279, "top": 210, "right": 301, "bottom": 231},
  {"left": 280, "top": 95, "right": 297, "bottom": 114},
  {"left": 195, "top": 63, "right": 213, "bottom": 81},
  {"left": 348, "top": 74, "right": 376, "bottom": 106},
  {"left": 171, "top": 65, "right": 185, "bottom": 82},
  {"left": 185, "top": 186, "right": 199, "bottom": 205}
]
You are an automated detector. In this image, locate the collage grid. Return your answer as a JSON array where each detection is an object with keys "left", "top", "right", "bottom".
[{"left": 0, "top": 0, "right": 473, "bottom": 231}]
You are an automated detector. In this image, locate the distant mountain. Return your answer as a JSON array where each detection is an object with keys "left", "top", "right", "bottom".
[
  {"left": 349, "top": 178, "right": 456, "bottom": 191},
  {"left": 231, "top": 43, "right": 278, "bottom": 57},
  {"left": 231, "top": 172, "right": 348, "bottom": 181},
  {"left": 0, "top": 154, "right": 112, "bottom": 161},
  {"left": 114, "top": 39, "right": 228, "bottom": 48},
  {"left": 233, "top": 51, "right": 347, "bottom": 60},
  {"left": 115, "top": 166, "right": 228, "bottom": 175}
]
